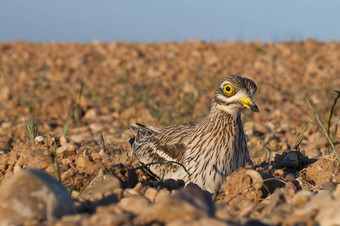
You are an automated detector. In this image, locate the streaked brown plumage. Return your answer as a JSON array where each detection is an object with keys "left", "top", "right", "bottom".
[{"left": 129, "top": 75, "right": 259, "bottom": 193}]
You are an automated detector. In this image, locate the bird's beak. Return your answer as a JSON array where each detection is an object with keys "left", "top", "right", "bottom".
[{"left": 239, "top": 97, "right": 259, "bottom": 112}]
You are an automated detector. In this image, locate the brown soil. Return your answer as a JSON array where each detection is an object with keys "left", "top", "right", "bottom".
[{"left": 0, "top": 40, "right": 340, "bottom": 224}]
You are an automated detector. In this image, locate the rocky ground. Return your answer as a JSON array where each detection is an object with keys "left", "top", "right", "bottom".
[{"left": 0, "top": 40, "right": 339, "bottom": 225}]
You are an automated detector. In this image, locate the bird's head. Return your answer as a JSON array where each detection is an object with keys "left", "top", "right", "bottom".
[{"left": 213, "top": 75, "right": 259, "bottom": 115}]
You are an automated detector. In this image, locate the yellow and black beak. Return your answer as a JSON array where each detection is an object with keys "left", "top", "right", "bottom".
[{"left": 239, "top": 97, "right": 259, "bottom": 112}]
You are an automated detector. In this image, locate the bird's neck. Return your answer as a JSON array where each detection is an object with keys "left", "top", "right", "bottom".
[{"left": 208, "top": 102, "right": 241, "bottom": 123}]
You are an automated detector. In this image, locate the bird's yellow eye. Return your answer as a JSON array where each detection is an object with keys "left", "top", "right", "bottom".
[{"left": 223, "top": 84, "right": 235, "bottom": 96}]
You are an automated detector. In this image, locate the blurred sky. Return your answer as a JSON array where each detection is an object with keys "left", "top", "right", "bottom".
[{"left": 1, "top": 0, "right": 340, "bottom": 43}]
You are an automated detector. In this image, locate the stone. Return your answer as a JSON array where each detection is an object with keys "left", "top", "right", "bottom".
[
  {"left": 24, "top": 149, "right": 51, "bottom": 169},
  {"left": 134, "top": 183, "right": 214, "bottom": 225},
  {"left": 80, "top": 175, "right": 122, "bottom": 200},
  {"left": 89, "top": 123, "right": 104, "bottom": 132},
  {"left": 316, "top": 198, "right": 340, "bottom": 226},
  {"left": 333, "top": 184, "right": 340, "bottom": 199},
  {"left": 70, "top": 134, "right": 87, "bottom": 143},
  {"left": 144, "top": 187, "right": 158, "bottom": 202},
  {"left": 154, "top": 189, "right": 171, "bottom": 202},
  {"left": 76, "top": 155, "right": 93, "bottom": 168},
  {"left": 134, "top": 197, "right": 208, "bottom": 225},
  {"left": 59, "top": 136, "right": 68, "bottom": 146},
  {"left": 56, "top": 143, "right": 76, "bottom": 155},
  {"left": 84, "top": 108, "right": 97, "bottom": 120},
  {"left": 34, "top": 135, "right": 45, "bottom": 143},
  {"left": 292, "top": 190, "right": 313, "bottom": 206},
  {"left": 284, "top": 173, "right": 296, "bottom": 181},
  {"left": 295, "top": 190, "right": 333, "bottom": 216},
  {"left": 118, "top": 196, "right": 151, "bottom": 215},
  {"left": 0, "top": 169, "right": 76, "bottom": 224},
  {"left": 317, "top": 182, "right": 339, "bottom": 192}
]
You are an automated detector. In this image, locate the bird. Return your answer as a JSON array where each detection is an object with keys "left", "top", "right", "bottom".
[{"left": 129, "top": 75, "right": 259, "bottom": 194}]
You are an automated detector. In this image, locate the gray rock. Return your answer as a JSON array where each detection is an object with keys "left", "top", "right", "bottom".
[
  {"left": 80, "top": 175, "right": 122, "bottom": 200},
  {"left": 0, "top": 169, "right": 76, "bottom": 225}
]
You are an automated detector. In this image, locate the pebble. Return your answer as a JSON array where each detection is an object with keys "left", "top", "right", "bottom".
[
  {"left": 333, "top": 184, "right": 340, "bottom": 199},
  {"left": 59, "top": 136, "right": 68, "bottom": 146},
  {"left": 76, "top": 155, "right": 93, "bottom": 168},
  {"left": 285, "top": 173, "right": 296, "bottom": 181},
  {"left": 134, "top": 183, "right": 214, "bottom": 225},
  {"left": 295, "top": 190, "right": 333, "bottom": 216},
  {"left": 80, "top": 175, "right": 122, "bottom": 200},
  {"left": 316, "top": 198, "right": 340, "bottom": 226},
  {"left": 154, "top": 189, "right": 171, "bottom": 202},
  {"left": 144, "top": 187, "right": 158, "bottom": 202},
  {"left": 13, "top": 164, "right": 22, "bottom": 174},
  {"left": 274, "top": 169, "right": 285, "bottom": 177},
  {"left": 89, "top": 123, "right": 104, "bottom": 132},
  {"left": 70, "top": 134, "right": 87, "bottom": 143},
  {"left": 84, "top": 108, "right": 97, "bottom": 119},
  {"left": 292, "top": 190, "right": 313, "bottom": 206},
  {"left": 34, "top": 135, "right": 45, "bottom": 143},
  {"left": 118, "top": 196, "right": 151, "bottom": 215},
  {"left": 133, "top": 182, "right": 143, "bottom": 192},
  {"left": 56, "top": 143, "right": 76, "bottom": 155}
]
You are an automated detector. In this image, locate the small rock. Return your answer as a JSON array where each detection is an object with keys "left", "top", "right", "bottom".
[
  {"left": 215, "top": 208, "right": 234, "bottom": 221},
  {"left": 292, "top": 190, "right": 313, "bottom": 206},
  {"left": 118, "top": 196, "right": 151, "bottom": 215},
  {"left": 34, "top": 135, "right": 45, "bottom": 143},
  {"left": 89, "top": 123, "right": 104, "bottom": 132},
  {"left": 274, "top": 151, "right": 309, "bottom": 169},
  {"left": 317, "top": 182, "right": 339, "bottom": 192},
  {"left": 173, "top": 183, "right": 215, "bottom": 216},
  {"left": 0, "top": 169, "right": 76, "bottom": 224},
  {"left": 134, "top": 183, "right": 214, "bottom": 225},
  {"left": 90, "top": 152, "right": 101, "bottom": 160},
  {"left": 285, "top": 173, "right": 296, "bottom": 181},
  {"left": 144, "top": 187, "right": 158, "bottom": 202},
  {"left": 316, "top": 198, "right": 340, "bottom": 226},
  {"left": 333, "top": 184, "right": 340, "bottom": 199},
  {"left": 155, "top": 189, "right": 171, "bottom": 202},
  {"left": 59, "top": 136, "right": 68, "bottom": 146},
  {"left": 304, "top": 148, "right": 322, "bottom": 158},
  {"left": 56, "top": 143, "right": 76, "bottom": 155},
  {"left": 80, "top": 175, "right": 122, "bottom": 200},
  {"left": 84, "top": 108, "right": 97, "bottom": 120},
  {"left": 123, "top": 188, "right": 142, "bottom": 197},
  {"left": 70, "top": 134, "right": 87, "bottom": 143},
  {"left": 295, "top": 190, "right": 333, "bottom": 216},
  {"left": 133, "top": 182, "right": 143, "bottom": 192},
  {"left": 13, "top": 164, "right": 22, "bottom": 174},
  {"left": 99, "top": 149, "right": 106, "bottom": 156},
  {"left": 24, "top": 149, "right": 51, "bottom": 169},
  {"left": 274, "top": 169, "right": 285, "bottom": 177},
  {"left": 76, "top": 155, "right": 93, "bottom": 168}
]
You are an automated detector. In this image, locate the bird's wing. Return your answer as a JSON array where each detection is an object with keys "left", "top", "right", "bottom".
[{"left": 129, "top": 122, "right": 196, "bottom": 176}]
